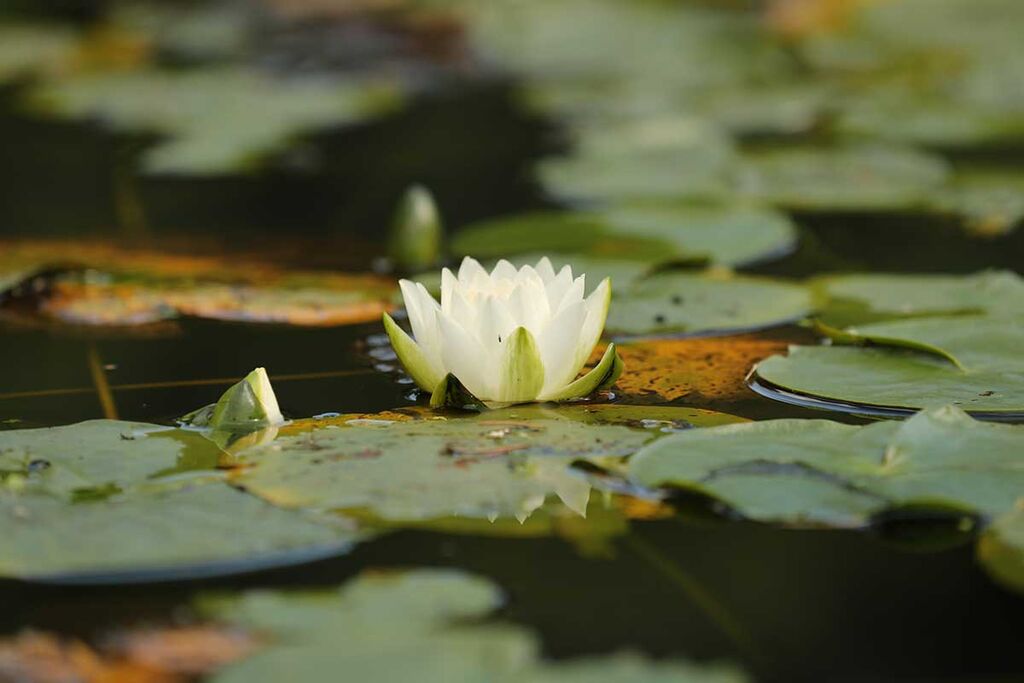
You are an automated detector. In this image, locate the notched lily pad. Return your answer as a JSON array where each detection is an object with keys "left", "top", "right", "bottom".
[
  {"left": 629, "top": 406, "right": 1024, "bottom": 527},
  {"left": 606, "top": 271, "right": 813, "bottom": 338},
  {"left": 25, "top": 66, "right": 400, "bottom": 174},
  {"left": 0, "top": 482, "right": 361, "bottom": 583},
  {"left": 452, "top": 204, "right": 796, "bottom": 268},
  {"left": 229, "top": 405, "right": 741, "bottom": 528},
  {"left": 814, "top": 271, "right": 1024, "bottom": 327},
  {"left": 735, "top": 145, "right": 951, "bottom": 211},
  {"left": 755, "top": 315, "right": 1024, "bottom": 417},
  {"left": 200, "top": 569, "right": 750, "bottom": 683},
  {"left": 610, "top": 334, "right": 792, "bottom": 403}
]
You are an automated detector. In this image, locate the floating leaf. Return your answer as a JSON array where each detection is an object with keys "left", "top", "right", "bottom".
[
  {"left": 735, "top": 145, "right": 951, "bottom": 211},
  {"left": 0, "top": 482, "right": 361, "bottom": 582},
  {"left": 814, "top": 271, "right": 1024, "bottom": 327},
  {"left": 629, "top": 406, "right": 1024, "bottom": 526},
  {"left": 606, "top": 271, "right": 813, "bottom": 337},
  {"left": 611, "top": 334, "right": 792, "bottom": 403},
  {"left": 537, "top": 117, "right": 737, "bottom": 203},
  {"left": 42, "top": 277, "right": 394, "bottom": 328},
  {"left": 201, "top": 569, "right": 749, "bottom": 683},
  {"left": 0, "top": 626, "right": 258, "bottom": 683},
  {"left": 930, "top": 169, "right": 1024, "bottom": 236},
  {"left": 230, "top": 405, "right": 741, "bottom": 527},
  {"left": 25, "top": 66, "right": 400, "bottom": 174},
  {"left": 0, "top": 24, "right": 79, "bottom": 82},
  {"left": 755, "top": 315, "right": 1024, "bottom": 416},
  {"left": 0, "top": 419, "right": 221, "bottom": 499}
]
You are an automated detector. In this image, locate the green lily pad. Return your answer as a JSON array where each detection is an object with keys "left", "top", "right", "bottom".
[
  {"left": 25, "top": 66, "right": 400, "bottom": 174},
  {"left": 930, "top": 169, "right": 1024, "bottom": 236},
  {"left": 0, "top": 24, "right": 78, "bottom": 83},
  {"left": 595, "top": 204, "right": 797, "bottom": 267},
  {"left": 453, "top": 205, "right": 796, "bottom": 269},
  {"left": 230, "top": 405, "right": 741, "bottom": 526},
  {"left": 537, "top": 118, "right": 737, "bottom": 203},
  {"left": 0, "top": 415, "right": 363, "bottom": 582},
  {"left": 755, "top": 315, "right": 1024, "bottom": 416},
  {"left": 815, "top": 271, "right": 1024, "bottom": 327},
  {"left": 0, "top": 482, "right": 361, "bottom": 583},
  {"left": 978, "top": 504, "right": 1024, "bottom": 595},
  {"left": 735, "top": 145, "right": 951, "bottom": 211},
  {"left": 0, "top": 420, "right": 223, "bottom": 499},
  {"left": 606, "top": 271, "right": 813, "bottom": 337},
  {"left": 201, "top": 569, "right": 749, "bottom": 683},
  {"left": 629, "top": 406, "right": 1024, "bottom": 526}
]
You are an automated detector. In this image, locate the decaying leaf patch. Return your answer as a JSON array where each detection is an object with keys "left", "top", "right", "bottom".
[{"left": 602, "top": 334, "right": 793, "bottom": 403}]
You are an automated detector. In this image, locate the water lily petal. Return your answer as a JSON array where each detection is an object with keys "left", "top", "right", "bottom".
[
  {"left": 538, "top": 299, "right": 586, "bottom": 395},
  {"left": 543, "top": 265, "right": 575, "bottom": 311},
  {"left": 491, "top": 259, "right": 519, "bottom": 283},
  {"left": 383, "top": 312, "right": 444, "bottom": 391},
  {"left": 437, "top": 311, "right": 493, "bottom": 398},
  {"left": 495, "top": 326, "right": 546, "bottom": 402},
  {"left": 554, "top": 274, "right": 586, "bottom": 315},
  {"left": 571, "top": 277, "right": 611, "bottom": 370},
  {"left": 535, "top": 256, "right": 557, "bottom": 282},
  {"left": 440, "top": 268, "right": 457, "bottom": 315},
  {"left": 457, "top": 256, "right": 488, "bottom": 285}
]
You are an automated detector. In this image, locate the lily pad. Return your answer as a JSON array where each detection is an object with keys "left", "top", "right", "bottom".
[
  {"left": 611, "top": 335, "right": 792, "bottom": 403},
  {"left": 0, "top": 24, "right": 78, "bottom": 83},
  {"left": 629, "top": 406, "right": 1024, "bottom": 526},
  {"left": 815, "top": 271, "right": 1024, "bottom": 327},
  {"left": 734, "top": 145, "right": 951, "bottom": 211},
  {"left": 0, "top": 482, "right": 361, "bottom": 583},
  {"left": 930, "top": 169, "right": 1024, "bottom": 236},
  {"left": 25, "top": 66, "right": 400, "bottom": 174},
  {"left": 537, "top": 117, "right": 737, "bottom": 203},
  {"left": 755, "top": 315, "right": 1024, "bottom": 416},
  {"left": 201, "top": 569, "right": 749, "bottom": 683},
  {"left": 230, "top": 405, "right": 741, "bottom": 526},
  {"left": 0, "top": 419, "right": 222, "bottom": 499},
  {"left": 0, "top": 415, "right": 363, "bottom": 582},
  {"left": 606, "top": 271, "right": 813, "bottom": 338},
  {"left": 42, "top": 276, "right": 394, "bottom": 328}
]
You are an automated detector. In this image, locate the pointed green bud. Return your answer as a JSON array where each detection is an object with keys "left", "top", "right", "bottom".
[
  {"left": 388, "top": 185, "right": 443, "bottom": 271},
  {"left": 181, "top": 367, "right": 285, "bottom": 430}
]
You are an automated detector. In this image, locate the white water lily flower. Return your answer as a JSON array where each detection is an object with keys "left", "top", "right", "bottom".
[{"left": 383, "top": 257, "right": 623, "bottom": 406}]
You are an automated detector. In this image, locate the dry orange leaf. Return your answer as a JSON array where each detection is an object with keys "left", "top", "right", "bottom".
[
  {"left": 0, "top": 626, "right": 258, "bottom": 683},
  {"left": 604, "top": 334, "right": 793, "bottom": 403}
]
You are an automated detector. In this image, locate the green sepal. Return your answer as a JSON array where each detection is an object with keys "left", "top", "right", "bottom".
[
  {"left": 544, "top": 343, "right": 624, "bottom": 401},
  {"left": 383, "top": 312, "right": 443, "bottom": 391},
  {"left": 429, "top": 373, "right": 487, "bottom": 412},
  {"left": 498, "top": 326, "right": 546, "bottom": 403},
  {"left": 812, "top": 320, "right": 965, "bottom": 371}
]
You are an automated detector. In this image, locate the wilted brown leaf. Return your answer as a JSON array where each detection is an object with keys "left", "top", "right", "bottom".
[
  {"left": 602, "top": 335, "right": 792, "bottom": 403},
  {"left": 0, "top": 240, "right": 395, "bottom": 328},
  {"left": 104, "top": 626, "right": 259, "bottom": 677},
  {"left": 0, "top": 626, "right": 259, "bottom": 683}
]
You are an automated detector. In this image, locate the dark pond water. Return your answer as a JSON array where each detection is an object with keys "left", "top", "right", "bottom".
[{"left": 1, "top": 64, "right": 1023, "bottom": 683}]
